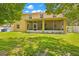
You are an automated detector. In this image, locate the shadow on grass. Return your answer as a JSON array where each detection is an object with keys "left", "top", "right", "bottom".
[
  {"left": 22, "top": 37, "right": 79, "bottom": 56},
  {"left": 0, "top": 37, "right": 79, "bottom": 56}
]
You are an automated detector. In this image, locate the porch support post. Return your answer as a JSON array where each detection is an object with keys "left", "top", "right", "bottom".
[
  {"left": 64, "top": 19, "right": 67, "bottom": 33},
  {"left": 42, "top": 19, "right": 45, "bottom": 32},
  {"left": 26, "top": 20, "right": 27, "bottom": 32}
]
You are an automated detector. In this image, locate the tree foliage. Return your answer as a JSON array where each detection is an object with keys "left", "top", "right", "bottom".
[
  {"left": 45, "top": 3, "right": 64, "bottom": 14},
  {"left": 45, "top": 3, "right": 79, "bottom": 25},
  {"left": 0, "top": 3, "right": 25, "bottom": 25}
]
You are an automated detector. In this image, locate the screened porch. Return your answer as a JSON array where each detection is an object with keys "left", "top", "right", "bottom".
[{"left": 26, "top": 20, "right": 65, "bottom": 33}]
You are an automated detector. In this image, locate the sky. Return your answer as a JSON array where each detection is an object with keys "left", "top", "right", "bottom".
[{"left": 22, "top": 3, "right": 46, "bottom": 14}]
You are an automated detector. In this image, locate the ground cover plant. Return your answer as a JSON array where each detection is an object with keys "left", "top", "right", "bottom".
[{"left": 0, "top": 32, "right": 79, "bottom": 56}]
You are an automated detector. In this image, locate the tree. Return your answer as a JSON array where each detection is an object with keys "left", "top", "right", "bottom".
[
  {"left": 0, "top": 3, "right": 25, "bottom": 25},
  {"left": 45, "top": 3, "right": 79, "bottom": 25},
  {"left": 45, "top": 3, "right": 64, "bottom": 15}
]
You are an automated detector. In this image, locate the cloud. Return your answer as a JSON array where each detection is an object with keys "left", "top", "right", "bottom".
[
  {"left": 32, "top": 10, "right": 45, "bottom": 13},
  {"left": 27, "top": 5, "right": 34, "bottom": 10},
  {"left": 22, "top": 10, "right": 30, "bottom": 14},
  {"left": 32, "top": 10, "right": 37, "bottom": 13},
  {"left": 37, "top": 10, "right": 41, "bottom": 12},
  {"left": 25, "top": 11, "right": 29, "bottom": 13}
]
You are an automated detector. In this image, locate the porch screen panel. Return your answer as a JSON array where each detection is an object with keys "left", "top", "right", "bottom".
[
  {"left": 45, "top": 20, "right": 64, "bottom": 30},
  {"left": 27, "top": 21, "right": 42, "bottom": 30},
  {"left": 38, "top": 21, "right": 42, "bottom": 30},
  {"left": 33, "top": 21, "right": 42, "bottom": 30},
  {"left": 53, "top": 20, "right": 64, "bottom": 30},
  {"left": 27, "top": 21, "right": 33, "bottom": 30},
  {"left": 45, "top": 20, "right": 53, "bottom": 30}
]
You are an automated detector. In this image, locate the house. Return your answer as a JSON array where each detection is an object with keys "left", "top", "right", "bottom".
[{"left": 11, "top": 12, "right": 67, "bottom": 33}]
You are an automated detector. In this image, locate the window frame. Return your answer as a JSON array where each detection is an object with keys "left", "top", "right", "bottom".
[{"left": 16, "top": 24, "right": 20, "bottom": 29}]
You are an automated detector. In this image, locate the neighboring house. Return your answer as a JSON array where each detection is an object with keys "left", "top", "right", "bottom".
[
  {"left": 11, "top": 12, "right": 67, "bottom": 33},
  {"left": 0, "top": 25, "right": 11, "bottom": 32}
]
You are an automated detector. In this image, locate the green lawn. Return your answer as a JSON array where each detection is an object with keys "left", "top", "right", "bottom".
[{"left": 0, "top": 32, "right": 79, "bottom": 56}]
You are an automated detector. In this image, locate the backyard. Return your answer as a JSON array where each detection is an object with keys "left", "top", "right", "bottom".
[{"left": 0, "top": 32, "right": 79, "bottom": 56}]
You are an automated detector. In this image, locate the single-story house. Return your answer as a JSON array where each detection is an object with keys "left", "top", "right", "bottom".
[{"left": 11, "top": 12, "right": 67, "bottom": 33}]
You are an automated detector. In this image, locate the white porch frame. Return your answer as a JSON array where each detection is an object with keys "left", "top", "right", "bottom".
[{"left": 27, "top": 30, "right": 64, "bottom": 33}]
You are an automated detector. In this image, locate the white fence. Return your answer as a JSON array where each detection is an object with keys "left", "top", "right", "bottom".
[{"left": 67, "top": 26, "right": 79, "bottom": 32}]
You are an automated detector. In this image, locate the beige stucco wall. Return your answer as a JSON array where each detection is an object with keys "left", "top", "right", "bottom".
[
  {"left": 11, "top": 19, "right": 27, "bottom": 32},
  {"left": 23, "top": 13, "right": 64, "bottom": 20}
]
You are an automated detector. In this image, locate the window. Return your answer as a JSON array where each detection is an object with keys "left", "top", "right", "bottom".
[
  {"left": 29, "top": 14, "right": 32, "bottom": 19},
  {"left": 40, "top": 13, "right": 43, "bottom": 18},
  {"left": 17, "top": 24, "right": 20, "bottom": 29}
]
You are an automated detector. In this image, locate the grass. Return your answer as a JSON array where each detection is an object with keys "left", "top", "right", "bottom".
[{"left": 0, "top": 32, "right": 79, "bottom": 56}]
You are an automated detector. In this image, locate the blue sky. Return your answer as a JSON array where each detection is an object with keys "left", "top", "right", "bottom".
[{"left": 22, "top": 3, "right": 46, "bottom": 14}]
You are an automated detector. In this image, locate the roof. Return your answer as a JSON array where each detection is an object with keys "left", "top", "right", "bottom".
[{"left": 26, "top": 17, "right": 67, "bottom": 21}]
